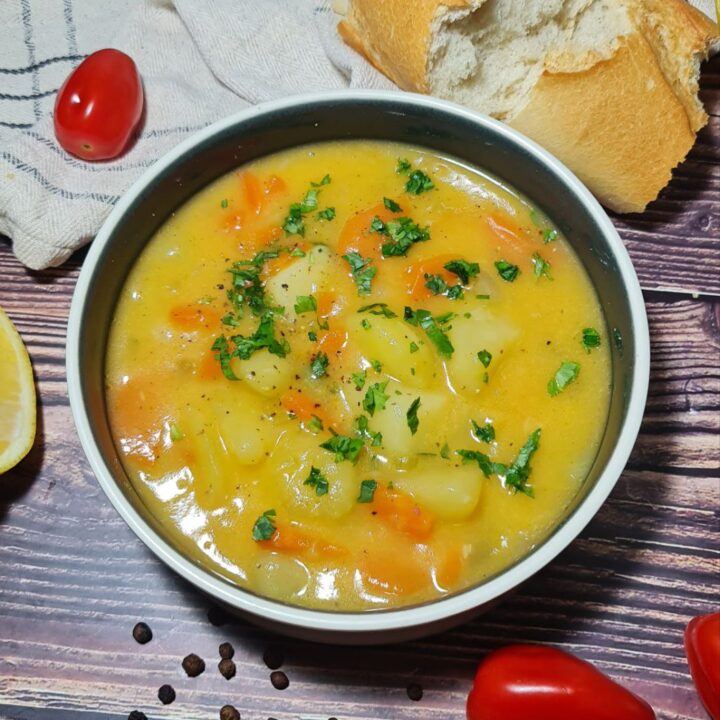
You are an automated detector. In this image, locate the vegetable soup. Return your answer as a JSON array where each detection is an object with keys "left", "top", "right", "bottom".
[{"left": 106, "top": 141, "right": 611, "bottom": 611}]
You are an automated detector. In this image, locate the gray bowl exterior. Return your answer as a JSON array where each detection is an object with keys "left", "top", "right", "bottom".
[{"left": 68, "top": 92, "right": 647, "bottom": 644}]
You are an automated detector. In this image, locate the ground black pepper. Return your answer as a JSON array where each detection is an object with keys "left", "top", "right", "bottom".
[
  {"left": 218, "top": 657, "right": 236, "bottom": 680},
  {"left": 128, "top": 712, "right": 147, "bottom": 720},
  {"left": 219, "top": 704, "right": 240, "bottom": 720},
  {"left": 219, "top": 641, "right": 235, "bottom": 660},
  {"left": 132, "top": 622, "right": 152, "bottom": 644},
  {"left": 270, "top": 670, "right": 289, "bottom": 690},
  {"left": 407, "top": 683, "right": 423, "bottom": 701},
  {"left": 263, "top": 646, "right": 284, "bottom": 670},
  {"left": 182, "top": 653, "right": 206, "bottom": 677},
  {"left": 158, "top": 684, "right": 176, "bottom": 705}
]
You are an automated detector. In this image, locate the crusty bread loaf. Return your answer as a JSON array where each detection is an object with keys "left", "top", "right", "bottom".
[{"left": 336, "top": 0, "right": 719, "bottom": 214}]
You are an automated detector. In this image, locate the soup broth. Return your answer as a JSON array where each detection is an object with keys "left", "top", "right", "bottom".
[{"left": 106, "top": 141, "right": 611, "bottom": 611}]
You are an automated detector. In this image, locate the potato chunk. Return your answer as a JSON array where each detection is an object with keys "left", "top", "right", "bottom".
[
  {"left": 264, "top": 245, "right": 334, "bottom": 313},
  {"left": 392, "top": 458, "right": 483, "bottom": 520}
]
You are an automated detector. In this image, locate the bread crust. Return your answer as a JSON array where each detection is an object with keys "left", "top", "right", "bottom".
[{"left": 336, "top": 0, "right": 719, "bottom": 213}]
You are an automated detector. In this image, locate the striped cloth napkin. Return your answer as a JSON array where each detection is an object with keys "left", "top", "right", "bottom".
[{"left": 0, "top": 0, "right": 716, "bottom": 270}]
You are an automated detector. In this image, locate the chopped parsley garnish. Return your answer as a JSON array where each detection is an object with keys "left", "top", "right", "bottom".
[
  {"left": 221, "top": 312, "right": 241, "bottom": 327},
  {"left": 477, "top": 349, "right": 492, "bottom": 368},
  {"left": 357, "top": 479, "right": 378, "bottom": 503},
  {"left": 211, "top": 335, "right": 239, "bottom": 380},
  {"left": 472, "top": 420, "right": 495, "bottom": 443},
  {"left": 482, "top": 371, "right": 489, "bottom": 384},
  {"left": 220, "top": 198, "right": 229, "bottom": 209},
  {"left": 307, "top": 415, "right": 324, "bottom": 433},
  {"left": 504, "top": 428, "right": 541, "bottom": 496},
  {"left": 370, "top": 359, "right": 383, "bottom": 373},
  {"left": 294, "top": 294, "right": 317, "bottom": 314},
  {"left": 532, "top": 252, "right": 552, "bottom": 280},
  {"left": 406, "top": 397, "right": 421, "bottom": 435},
  {"left": 353, "top": 414, "right": 382, "bottom": 446},
  {"left": 283, "top": 203, "right": 306, "bottom": 236},
  {"left": 358, "top": 303, "right": 397, "bottom": 318},
  {"left": 476, "top": 294, "right": 490, "bottom": 300},
  {"left": 383, "top": 197, "right": 402, "bottom": 212},
  {"left": 404, "top": 307, "right": 454, "bottom": 358},
  {"left": 342, "top": 251, "right": 376, "bottom": 296},
  {"left": 304, "top": 466, "right": 329, "bottom": 496},
  {"left": 317, "top": 207, "right": 336, "bottom": 221},
  {"left": 310, "top": 351, "right": 329, "bottom": 379},
  {"left": 440, "top": 442, "right": 451, "bottom": 459},
  {"left": 372, "top": 216, "right": 430, "bottom": 257},
  {"left": 444, "top": 259, "right": 480, "bottom": 285},
  {"left": 457, "top": 449, "right": 505, "bottom": 478},
  {"left": 543, "top": 229, "right": 558, "bottom": 244},
  {"left": 308, "top": 330, "right": 318, "bottom": 342},
  {"left": 197, "top": 295, "right": 214, "bottom": 305},
  {"left": 582, "top": 327, "right": 601, "bottom": 353},
  {"left": 311, "top": 173, "right": 331, "bottom": 187},
  {"left": 290, "top": 246, "right": 306, "bottom": 257},
  {"left": 396, "top": 158, "right": 412, "bottom": 174},
  {"left": 409, "top": 341, "right": 419, "bottom": 353},
  {"left": 424, "top": 274, "right": 447, "bottom": 295},
  {"left": 363, "top": 381, "right": 389, "bottom": 416},
  {"left": 361, "top": 318, "right": 371, "bottom": 330},
  {"left": 351, "top": 370, "right": 367, "bottom": 390},
  {"left": 169, "top": 423, "right": 184, "bottom": 442},
  {"left": 405, "top": 169, "right": 434, "bottom": 195},
  {"left": 320, "top": 432, "right": 364, "bottom": 463},
  {"left": 548, "top": 361, "right": 580, "bottom": 396},
  {"left": 252, "top": 509, "right": 277, "bottom": 541},
  {"left": 495, "top": 260, "right": 520, "bottom": 282},
  {"left": 226, "top": 250, "right": 279, "bottom": 317},
  {"left": 226, "top": 311, "right": 290, "bottom": 363}
]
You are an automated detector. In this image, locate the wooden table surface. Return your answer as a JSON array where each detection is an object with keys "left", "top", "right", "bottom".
[{"left": 1, "top": 58, "right": 719, "bottom": 720}]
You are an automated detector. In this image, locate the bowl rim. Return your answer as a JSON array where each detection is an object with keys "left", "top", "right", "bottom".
[{"left": 66, "top": 89, "right": 650, "bottom": 634}]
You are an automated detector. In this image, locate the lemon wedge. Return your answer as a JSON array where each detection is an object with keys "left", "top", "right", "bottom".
[{"left": 0, "top": 306, "right": 36, "bottom": 474}]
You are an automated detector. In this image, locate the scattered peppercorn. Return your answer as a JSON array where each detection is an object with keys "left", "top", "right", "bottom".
[
  {"left": 270, "top": 670, "right": 289, "bottom": 691},
  {"left": 128, "top": 712, "right": 147, "bottom": 720},
  {"left": 220, "top": 705, "right": 240, "bottom": 720},
  {"left": 182, "top": 653, "right": 206, "bottom": 677},
  {"left": 219, "top": 641, "right": 235, "bottom": 660},
  {"left": 158, "top": 684, "right": 176, "bottom": 705},
  {"left": 218, "top": 657, "right": 236, "bottom": 680},
  {"left": 208, "top": 605, "right": 230, "bottom": 626},
  {"left": 407, "top": 682, "right": 423, "bottom": 701},
  {"left": 132, "top": 622, "right": 152, "bottom": 644},
  {"left": 263, "top": 646, "right": 285, "bottom": 670}
]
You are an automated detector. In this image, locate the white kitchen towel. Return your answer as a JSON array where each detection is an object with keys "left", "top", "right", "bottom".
[{"left": 0, "top": 0, "right": 716, "bottom": 270}]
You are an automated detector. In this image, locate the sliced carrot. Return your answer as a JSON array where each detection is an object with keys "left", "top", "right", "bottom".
[
  {"left": 242, "top": 172, "right": 264, "bottom": 216},
  {"left": 337, "top": 203, "right": 396, "bottom": 261},
  {"left": 315, "top": 290, "right": 337, "bottom": 319},
  {"left": 107, "top": 377, "right": 168, "bottom": 467},
  {"left": 169, "top": 304, "right": 221, "bottom": 331},
  {"left": 372, "top": 486, "right": 435, "bottom": 541},
  {"left": 260, "top": 522, "right": 347, "bottom": 558},
  {"left": 486, "top": 212, "right": 536, "bottom": 262},
  {"left": 436, "top": 545, "right": 464, "bottom": 590},
  {"left": 317, "top": 329, "right": 347, "bottom": 359},
  {"left": 264, "top": 174, "right": 287, "bottom": 197},
  {"left": 406, "top": 253, "right": 461, "bottom": 301},
  {"left": 280, "top": 388, "right": 336, "bottom": 431},
  {"left": 198, "top": 347, "right": 223, "bottom": 381},
  {"left": 360, "top": 551, "right": 430, "bottom": 597}
]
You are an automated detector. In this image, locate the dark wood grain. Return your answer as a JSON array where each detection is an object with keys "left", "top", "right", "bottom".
[{"left": 1, "top": 55, "right": 719, "bottom": 720}]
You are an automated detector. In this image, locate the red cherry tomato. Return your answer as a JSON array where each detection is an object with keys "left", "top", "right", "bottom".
[
  {"left": 53, "top": 49, "right": 143, "bottom": 161},
  {"left": 467, "top": 645, "right": 656, "bottom": 720},
  {"left": 685, "top": 613, "right": 720, "bottom": 720}
]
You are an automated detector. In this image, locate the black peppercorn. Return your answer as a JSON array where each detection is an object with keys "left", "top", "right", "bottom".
[
  {"left": 158, "top": 684, "right": 176, "bottom": 705},
  {"left": 218, "top": 657, "right": 236, "bottom": 680},
  {"left": 132, "top": 622, "right": 152, "bottom": 644},
  {"left": 128, "top": 712, "right": 147, "bottom": 720},
  {"left": 182, "top": 653, "right": 205, "bottom": 677},
  {"left": 219, "top": 641, "right": 235, "bottom": 660},
  {"left": 220, "top": 705, "right": 240, "bottom": 720},
  {"left": 407, "top": 682, "right": 423, "bottom": 701},
  {"left": 270, "top": 670, "right": 289, "bottom": 690},
  {"left": 208, "top": 605, "right": 229, "bottom": 626},
  {"left": 263, "top": 646, "right": 284, "bottom": 670}
]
